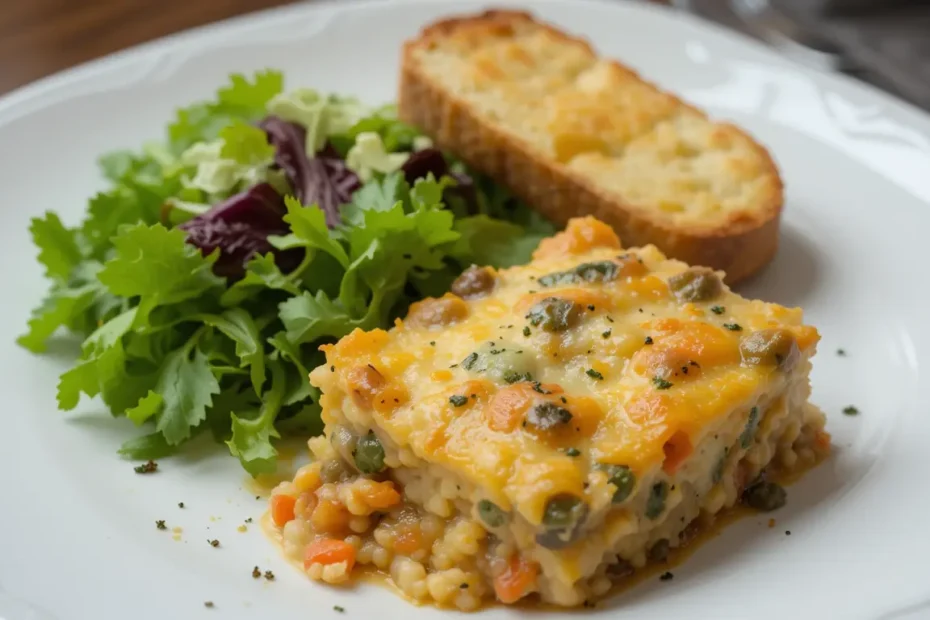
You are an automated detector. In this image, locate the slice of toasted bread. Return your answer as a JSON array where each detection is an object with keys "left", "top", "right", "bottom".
[{"left": 398, "top": 10, "right": 783, "bottom": 283}]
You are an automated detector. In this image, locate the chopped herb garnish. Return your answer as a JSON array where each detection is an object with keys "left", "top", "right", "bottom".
[
  {"left": 660, "top": 571, "right": 674, "bottom": 581},
  {"left": 134, "top": 460, "right": 158, "bottom": 474},
  {"left": 530, "top": 381, "right": 551, "bottom": 394},
  {"left": 156, "top": 520, "right": 167, "bottom": 530},
  {"left": 710, "top": 305, "right": 725, "bottom": 315},
  {"left": 208, "top": 539, "right": 220, "bottom": 547},
  {"left": 252, "top": 566, "right": 261, "bottom": 579},
  {"left": 461, "top": 352, "right": 479, "bottom": 370},
  {"left": 560, "top": 396, "right": 568, "bottom": 404},
  {"left": 245, "top": 517, "right": 253, "bottom": 523},
  {"left": 606, "top": 316, "right": 614, "bottom": 322},
  {"left": 449, "top": 395, "right": 469, "bottom": 407},
  {"left": 602, "top": 329, "right": 611, "bottom": 339},
  {"left": 526, "top": 402, "right": 573, "bottom": 430},
  {"left": 786, "top": 530, "right": 792, "bottom": 536},
  {"left": 264, "top": 570, "right": 275, "bottom": 581},
  {"left": 837, "top": 348, "right": 846, "bottom": 356},
  {"left": 723, "top": 323, "right": 742, "bottom": 331},
  {"left": 334, "top": 606, "right": 346, "bottom": 613},
  {"left": 204, "top": 601, "right": 214, "bottom": 608},
  {"left": 526, "top": 297, "right": 580, "bottom": 332},
  {"left": 522, "top": 326, "right": 531, "bottom": 337},
  {"left": 330, "top": 365, "right": 335, "bottom": 372},
  {"left": 565, "top": 448, "right": 581, "bottom": 457},
  {"left": 586, "top": 368, "right": 604, "bottom": 380},
  {"left": 460, "top": 583, "right": 469, "bottom": 589},
  {"left": 429, "top": 341, "right": 435, "bottom": 346},
  {"left": 652, "top": 376, "right": 673, "bottom": 390},
  {"left": 587, "top": 304, "right": 595, "bottom": 311},
  {"left": 644, "top": 336, "right": 654, "bottom": 345},
  {"left": 503, "top": 370, "right": 534, "bottom": 384},
  {"left": 178, "top": 502, "right": 185, "bottom": 508},
  {"left": 842, "top": 406, "right": 859, "bottom": 416},
  {"left": 538, "top": 261, "right": 619, "bottom": 287}
]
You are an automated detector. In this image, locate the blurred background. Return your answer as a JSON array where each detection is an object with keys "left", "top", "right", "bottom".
[{"left": 1, "top": 0, "right": 928, "bottom": 108}]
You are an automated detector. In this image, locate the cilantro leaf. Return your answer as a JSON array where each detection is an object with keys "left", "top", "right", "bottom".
[
  {"left": 226, "top": 360, "right": 286, "bottom": 476},
  {"left": 154, "top": 339, "right": 221, "bottom": 445},
  {"left": 97, "top": 224, "right": 223, "bottom": 316},
  {"left": 220, "top": 253, "right": 300, "bottom": 307},
  {"left": 126, "top": 391, "right": 164, "bottom": 425},
  {"left": 29, "top": 212, "right": 83, "bottom": 280},
  {"left": 282, "top": 196, "right": 350, "bottom": 267},
  {"left": 118, "top": 431, "right": 179, "bottom": 460},
  {"left": 18, "top": 284, "right": 98, "bottom": 353},
  {"left": 198, "top": 309, "right": 266, "bottom": 397}
]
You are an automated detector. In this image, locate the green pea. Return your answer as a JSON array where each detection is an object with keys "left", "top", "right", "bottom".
[
  {"left": 477, "top": 500, "right": 508, "bottom": 528},
  {"left": 354, "top": 431, "right": 386, "bottom": 474},
  {"left": 319, "top": 459, "right": 348, "bottom": 483},
  {"left": 600, "top": 464, "right": 636, "bottom": 504},
  {"left": 739, "top": 329, "right": 800, "bottom": 372},
  {"left": 525, "top": 298, "right": 581, "bottom": 332},
  {"left": 739, "top": 407, "right": 760, "bottom": 449},
  {"left": 538, "top": 261, "right": 619, "bottom": 287},
  {"left": 668, "top": 268, "right": 722, "bottom": 303},
  {"left": 645, "top": 482, "right": 668, "bottom": 520},
  {"left": 536, "top": 494, "right": 589, "bottom": 549},
  {"left": 712, "top": 448, "right": 729, "bottom": 485},
  {"left": 742, "top": 481, "right": 787, "bottom": 512},
  {"left": 525, "top": 402, "right": 573, "bottom": 431}
]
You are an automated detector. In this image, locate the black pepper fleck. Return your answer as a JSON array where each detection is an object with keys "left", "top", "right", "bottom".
[
  {"left": 606, "top": 316, "right": 614, "bottom": 323},
  {"left": 837, "top": 348, "right": 846, "bottom": 356},
  {"left": 460, "top": 583, "right": 469, "bottom": 589},
  {"left": 208, "top": 539, "right": 220, "bottom": 548},
  {"left": 587, "top": 304, "right": 595, "bottom": 311},
  {"left": 252, "top": 566, "right": 261, "bottom": 579},
  {"left": 156, "top": 520, "right": 166, "bottom": 530},
  {"left": 644, "top": 336, "right": 654, "bottom": 345},
  {"left": 786, "top": 530, "right": 792, "bottom": 536},
  {"left": 602, "top": 329, "right": 611, "bottom": 338},
  {"left": 264, "top": 570, "right": 275, "bottom": 581},
  {"left": 204, "top": 601, "right": 214, "bottom": 608},
  {"left": 330, "top": 365, "right": 335, "bottom": 372},
  {"left": 178, "top": 502, "right": 185, "bottom": 508},
  {"left": 660, "top": 572, "right": 674, "bottom": 581}
]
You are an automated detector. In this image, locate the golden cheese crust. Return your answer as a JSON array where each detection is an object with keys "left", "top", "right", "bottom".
[
  {"left": 310, "top": 218, "right": 818, "bottom": 526},
  {"left": 398, "top": 10, "right": 784, "bottom": 282}
]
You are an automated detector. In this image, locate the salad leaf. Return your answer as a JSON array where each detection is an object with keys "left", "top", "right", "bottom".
[{"left": 20, "top": 69, "right": 554, "bottom": 476}]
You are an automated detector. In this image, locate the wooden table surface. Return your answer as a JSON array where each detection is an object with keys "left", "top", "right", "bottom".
[
  {"left": 0, "top": 0, "right": 295, "bottom": 95},
  {"left": 0, "top": 0, "right": 671, "bottom": 96}
]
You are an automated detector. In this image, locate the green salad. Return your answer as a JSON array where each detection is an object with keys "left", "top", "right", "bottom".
[{"left": 18, "top": 69, "right": 553, "bottom": 476}]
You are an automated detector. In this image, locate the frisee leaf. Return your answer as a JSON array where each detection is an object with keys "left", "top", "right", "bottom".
[{"left": 29, "top": 212, "right": 83, "bottom": 281}]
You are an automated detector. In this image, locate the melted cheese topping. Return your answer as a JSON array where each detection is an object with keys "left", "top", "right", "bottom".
[{"left": 311, "top": 217, "right": 818, "bottom": 524}]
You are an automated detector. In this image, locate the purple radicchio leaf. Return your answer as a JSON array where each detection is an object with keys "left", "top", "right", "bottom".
[
  {"left": 400, "top": 148, "right": 478, "bottom": 215},
  {"left": 179, "top": 182, "right": 300, "bottom": 279},
  {"left": 259, "top": 116, "right": 361, "bottom": 228}
]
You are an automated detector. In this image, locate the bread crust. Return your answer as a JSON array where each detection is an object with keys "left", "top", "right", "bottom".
[{"left": 398, "top": 10, "right": 783, "bottom": 283}]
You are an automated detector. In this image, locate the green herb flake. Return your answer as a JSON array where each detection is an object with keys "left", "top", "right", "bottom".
[
  {"left": 526, "top": 402, "right": 573, "bottom": 430},
  {"left": 644, "top": 336, "right": 654, "bottom": 345},
  {"left": 586, "top": 368, "right": 604, "bottom": 380},
  {"left": 134, "top": 460, "right": 158, "bottom": 474},
  {"left": 449, "top": 395, "right": 469, "bottom": 407},
  {"left": 843, "top": 405, "right": 859, "bottom": 416},
  {"left": 837, "top": 348, "right": 847, "bottom": 356},
  {"left": 252, "top": 566, "right": 262, "bottom": 579},
  {"left": 333, "top": 605, "right": 346, "bottom": 613},
  {"left": 723, "top": 323, "right": 743, "bottom": 331},
  {"left": 156, "top": 520, "right": 167, "bottom": 530},
  {"left": 565, "top": 448, "right": 581, "bottom": 457},
  {"left": 710, "top": 306, "right": 725, "bottom": 315},
  {"left": 652, "top": 376, "right": 673, "bottom": 390},
  {"left": 461, "top": 352, "right": 480, "bottom": 371},
  {"left": 522, "top": 326, "right": 531, "bottom": 337},
  {"left": 601, "top": 329, "right": 611, "bottom": 339}
]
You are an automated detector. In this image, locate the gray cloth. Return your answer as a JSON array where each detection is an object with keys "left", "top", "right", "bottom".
[
  {"left": 772, "top": 0, "right": 930, "bottom": 110},
  {"left": 679, "top": 0, "right": 930, "bottom": 110}
]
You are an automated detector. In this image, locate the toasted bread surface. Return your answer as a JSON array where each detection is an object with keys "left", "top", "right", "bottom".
[{"left": 398, "top": 10, "right": 784, "bottom": 282}]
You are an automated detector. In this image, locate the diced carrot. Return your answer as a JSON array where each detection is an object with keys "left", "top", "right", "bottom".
[
  {"left": 392, "top": 526, "right": 425, "bottom": 555},
  {"left": 361, "top": 481, "right": 402, "bottom": 510},
  {"left": 494, "top": 555, "right": 539, "bottom": 604},
  {"left": 486, "top": 385, "right": 536, "bottom": 432},
  {"left": 532, "top": 216, "right": 620, "bottom": 260},
  {"left": 304, "top": 538, "right": 357, "bottom": 571},
  {"left": 662, "top": 430, "right": 693, "bottom": 474},
  {"left": 271, "top": 494, "right": 297, "bottom": 527},
  {"left": 310, "top": 499, "right": 351, "bottom": 535}
]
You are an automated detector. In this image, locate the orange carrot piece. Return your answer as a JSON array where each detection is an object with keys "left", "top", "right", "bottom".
[
  {"left": 270, "top": 494, "right": 297, "bottom": 527},
  {"left": 304, "top": 538, "right": 357, "bottom": 571},
  {"left": 362, "top": 481, "right": 402, "bottom": 510},
  {"left": 494, "top": 555, "right": 539, "bottom": 604}
]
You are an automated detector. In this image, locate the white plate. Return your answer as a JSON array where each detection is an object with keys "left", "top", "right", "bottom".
[{"left": 2, "top": 1, "right": 929, "bottom": 619}]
